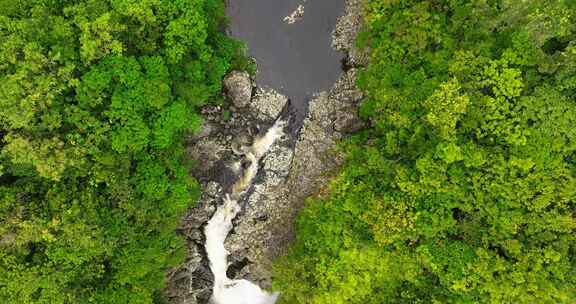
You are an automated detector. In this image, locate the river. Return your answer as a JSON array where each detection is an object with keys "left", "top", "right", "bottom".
[
  {"left": 226, "top": 0, "right": 345, "bottom": 124},
  {"left": 197, "top": 1, "right": 347, "bottom": 303}
]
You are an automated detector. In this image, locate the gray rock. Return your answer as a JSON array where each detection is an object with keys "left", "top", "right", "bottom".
[
  {"left": 263, "top": 145, "right": 293, "bottom": 178},
  {"left": 204, "top": 181, "right": 223, "bottom": 198},
  {"left": 218, "top": 70, "right": 364, "bottom": 292},
  {"left": 250, "top": 88, "right": 288, "bottom": 121},
  {"left": 231, "top": 132, "right": 252, "bottom": 155},
  {"left": 223, "top": 71, "right": 253, "bottom": 108},
  {"left": 222, "top": 134, "right": 294, "bottom": 289},
  {"left": 168, "top": 1, "right": 368, "bottom": 303},
  {"left": 334, "top": 107, "right": 365, "bottom": 133},
  {"left": 332, "top": 0, "right": 370, "bottom": 67},
  {"left": 164, "top": 180, "right": 224, "bottom": 304}
]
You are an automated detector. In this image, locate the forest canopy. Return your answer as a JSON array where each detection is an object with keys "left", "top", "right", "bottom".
[
  {"left": 274, "top": 0, "right": 576, "bottom": 303},
  {"left": 0, "top": 0, "right": 247, "bottom": 303}
]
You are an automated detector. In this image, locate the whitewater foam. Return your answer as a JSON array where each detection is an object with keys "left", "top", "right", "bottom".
[{"left": 204, "top": 119, "right": 286, "bottom": 304}]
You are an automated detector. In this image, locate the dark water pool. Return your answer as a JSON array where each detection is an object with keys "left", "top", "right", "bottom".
[{"left": 226, "top": 0, "right": 345, "bottom": 123}]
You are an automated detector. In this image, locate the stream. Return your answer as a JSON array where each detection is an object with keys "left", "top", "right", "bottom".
[
  {"left": 226, "top": 0, "right": 345, "bottom": 124},
  {"left": 170, "top": 1, "right": 350, "bottom": 303}
]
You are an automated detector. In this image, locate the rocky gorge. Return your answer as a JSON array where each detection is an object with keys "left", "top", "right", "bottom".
[{"left": 165, "top": 1, "right": 368, "bottom": 303}]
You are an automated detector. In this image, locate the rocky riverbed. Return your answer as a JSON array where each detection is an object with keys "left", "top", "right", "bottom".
[{"left": 165, "top": 1, "right": 368, "bottom": 303}]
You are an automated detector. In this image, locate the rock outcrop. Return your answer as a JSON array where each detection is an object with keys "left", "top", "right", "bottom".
[
  {"left": 223, "top": 71, "right": 253, "bottom": 108},
  {"left": 333, "top": 0, "right": 369, "bottom": 67},
  {"left": 166, "top": 1, "right": 367, "bottom": 303},
  {"left": 166, "top": 87, "right": 290, "bottom": 304}
]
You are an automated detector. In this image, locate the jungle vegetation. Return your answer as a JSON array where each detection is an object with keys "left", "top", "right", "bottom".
[
  {"left": 0, "top": 0, "right": 249, "bottom": 303},
  {"left": 274, "top": 0, "right": 576, "bottom": 303}
]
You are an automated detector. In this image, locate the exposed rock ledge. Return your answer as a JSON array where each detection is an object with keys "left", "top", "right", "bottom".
[{"left": 165, "top": 0, "right": 367, "bottom": 303}]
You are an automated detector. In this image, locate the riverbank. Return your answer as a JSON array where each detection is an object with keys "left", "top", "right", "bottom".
[{"left": 164, "top": 1, "right": 367, "bottom": 303}]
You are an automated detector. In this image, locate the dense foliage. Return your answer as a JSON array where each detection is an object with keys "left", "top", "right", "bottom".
[
  {"left": 275, "top": 1, "right": 576, "bottom": 303},
  {"left": 0, "top": 0, "right": 247, "bottom": 303}
]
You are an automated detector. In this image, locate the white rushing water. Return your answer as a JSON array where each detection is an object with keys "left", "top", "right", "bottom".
[{"left": 204, "top": 119, "right": 286, "bottom": 304}]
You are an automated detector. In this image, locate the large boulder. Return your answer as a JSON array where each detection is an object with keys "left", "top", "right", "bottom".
[
  {"left": 223, "top": 71, "right": 253, "bottom": 108},
  {"left": 250, "top": 88, "right": 288, "bottom": 121}
]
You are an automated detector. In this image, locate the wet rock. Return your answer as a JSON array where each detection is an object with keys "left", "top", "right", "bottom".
[
  {"left": 332, "top": 0, "right": 370, "bottom": 67},
  {"left": 259, "top": 68, "right": 365, "bottom": 265},
  {"left": 169, "top": 84, "right": 289, "bottom": 302},
  {"left": 231, "top": 132, "right": 252, "bottom": 156},
  {"left": 204, "top": 181, "right": 223, "bottom": 198},
  {"left": 183, "top": 182, "right": 222, "bottom": 233},
  {"left": 284, "top": 4, "right": 305, "bottom": 24},
  {"left": 329, "top": 69, "right": 364, "bottom": 104},
  {"left": 334, "top": 107, "right": 365, "bottom": 133},
  {"left": 223, "top": 71, "right": 253, "bottom": 108},
  {"left": 224, "top": 134, "right": 294, "bottom": 289},
  {"left": 213, "top": 72, "right": 364, "bottom": 291},
  {"left": 263, "top": 145, "right": 293, "bottom": 180},
  {"left": 165, "top": 181, "right": 223, "bottom": 304},
  {"left": 250, "top": 88, "right": 288, "bottom": 121}
]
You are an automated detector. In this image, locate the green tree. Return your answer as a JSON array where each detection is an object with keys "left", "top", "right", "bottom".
[
  {"left": 0, "top": 0, "right": 247, "bottom": 303},
  {"left": 275, "top": 1, "right": 576, "bottom": 303}
]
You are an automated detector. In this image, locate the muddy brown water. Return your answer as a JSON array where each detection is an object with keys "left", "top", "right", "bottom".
[{"left": 226, "top": 0, "right": 345, "bottom": 127}]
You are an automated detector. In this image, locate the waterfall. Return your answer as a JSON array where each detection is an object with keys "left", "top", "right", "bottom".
[{"left": 204, "top": 119, "right": 286, "bottom": 304}]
